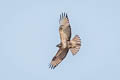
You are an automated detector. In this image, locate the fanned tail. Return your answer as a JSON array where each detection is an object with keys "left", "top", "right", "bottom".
[{"left": 70, "top": 35, "right": 81, "bottom": 55}]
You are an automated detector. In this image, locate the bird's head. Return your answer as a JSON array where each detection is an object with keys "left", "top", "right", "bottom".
[{"left": 56, "top": 44, "right": 62, "bottom": 48}]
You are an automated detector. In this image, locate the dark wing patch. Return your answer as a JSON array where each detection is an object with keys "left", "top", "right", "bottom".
[{"left": 49, "top": 48, "right": 69, "bottom": 69}]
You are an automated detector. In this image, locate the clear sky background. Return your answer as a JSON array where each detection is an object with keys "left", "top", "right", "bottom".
[{"left": 0, "top": 0, "right": 120, "bottom": 80}]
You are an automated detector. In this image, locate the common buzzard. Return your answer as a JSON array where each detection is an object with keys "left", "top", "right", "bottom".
[{"left": 49, "top": 13, "right": 81, "bottom": 69}]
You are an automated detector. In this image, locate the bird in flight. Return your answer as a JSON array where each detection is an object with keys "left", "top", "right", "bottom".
[{"left": 49, "top": 13, "right": 81, "bottom": 69}]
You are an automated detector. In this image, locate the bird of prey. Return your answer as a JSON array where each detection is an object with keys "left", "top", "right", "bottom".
[{"left": 49, "top": 13, "right": 81, "bottom": 69}]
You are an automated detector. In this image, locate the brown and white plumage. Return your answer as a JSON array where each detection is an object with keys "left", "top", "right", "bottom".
[
  {"left": 49, "top": 13, "right": 81, "bottom": 69},
  {"left": 69, "top": 35, "right": 81, "bottom": 55},
  {"left": 49, "top": 48, "right": 69, "bottom": 69}
]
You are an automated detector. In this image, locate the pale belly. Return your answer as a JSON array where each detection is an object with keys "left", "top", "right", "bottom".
[{"left": 60, "top": 30, "right": 68, "bottom": 48}]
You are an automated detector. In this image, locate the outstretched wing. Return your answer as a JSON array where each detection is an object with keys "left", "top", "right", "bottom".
[
  {"left": 49, "top": 48, "right": 69, "bottom": 69},
  {"left": 59, "top": 13, "right": 71, "bottom": 42}
]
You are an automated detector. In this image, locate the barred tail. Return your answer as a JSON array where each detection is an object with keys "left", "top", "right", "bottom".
[{"left": 70, "top": 35, "right": 81, "bottom": 55}]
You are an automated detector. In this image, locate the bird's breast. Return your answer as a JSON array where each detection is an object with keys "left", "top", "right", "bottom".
[{"left": 59, "top": 29, "right": 68, "bottom": 48}]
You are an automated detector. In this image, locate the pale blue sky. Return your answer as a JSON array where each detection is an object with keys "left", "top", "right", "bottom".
[{"left": 0, "top": 0, "right": 120, "bottom": 80}]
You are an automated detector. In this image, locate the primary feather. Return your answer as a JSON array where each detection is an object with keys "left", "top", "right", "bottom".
[{"left": 49, "top": 48, "right": 69, "bottom": 69}]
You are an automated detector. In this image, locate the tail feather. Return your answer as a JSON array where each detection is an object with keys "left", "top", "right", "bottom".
[{"left": 70, "top": 35, "right": 81, "bottom": 55}]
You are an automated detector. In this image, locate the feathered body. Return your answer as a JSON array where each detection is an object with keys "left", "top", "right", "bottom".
[{"left": 49, "top": 13, "right": 81, "bottom": 69}]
